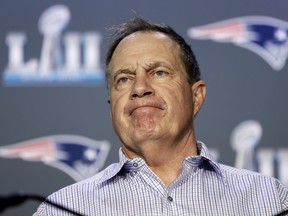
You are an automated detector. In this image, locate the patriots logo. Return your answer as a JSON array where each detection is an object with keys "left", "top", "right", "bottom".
[
  {"left": 0, "top": 135, "right": 110, "bottom": 181},
  {"left": 187, "top": 16, "right": 288, "bottom": 71}
]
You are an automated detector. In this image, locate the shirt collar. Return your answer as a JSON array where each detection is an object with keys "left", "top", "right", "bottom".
[
  {"left": 100, "top": 141, "right": 224, "bottom": 183},
  {"left": 99, "top": 149, "right": 138, "bottom": 182},
  {"left": 185, "top": 141, "right": 224, "bottom": 180}
]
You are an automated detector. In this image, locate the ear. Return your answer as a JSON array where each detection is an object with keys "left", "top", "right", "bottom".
[{"left": 192, "top": 80, "right": 206, "bottom": 117}]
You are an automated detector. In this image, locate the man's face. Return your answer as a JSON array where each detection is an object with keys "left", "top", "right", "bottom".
[{"left": 108, "top": 31, "right": 204, "bottom": 152}]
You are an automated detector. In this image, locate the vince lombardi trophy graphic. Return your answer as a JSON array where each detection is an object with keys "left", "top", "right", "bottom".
[
  {"left": 231, "top": 120, "right": 262, "bottom": 170},
  {"left": 38, "top": 5, "right": 70, "bottom": 74}
]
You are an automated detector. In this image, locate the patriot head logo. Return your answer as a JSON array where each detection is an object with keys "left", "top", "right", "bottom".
[
  {"left": 187, "top": 16, "right": 288, "bottom": 71},
  {"left": 0, "top": 135, "right": 110, "bottom": 181}
]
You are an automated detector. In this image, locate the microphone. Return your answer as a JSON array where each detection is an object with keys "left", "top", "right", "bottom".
[
  {"left": 275, "top": 209, "right": 288, "bottom": 216},
  {"left": 0, "top": 192, "right": 85, "bottom": 216}
]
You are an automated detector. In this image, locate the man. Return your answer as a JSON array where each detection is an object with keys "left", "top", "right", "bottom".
[{"left": 34, "top": 17, "right": 288, "bottom": 216}]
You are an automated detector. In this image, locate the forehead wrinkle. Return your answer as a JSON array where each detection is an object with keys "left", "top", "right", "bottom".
[
  {"left": 143, "top": 61, "right": 174, "bottom": 72},
  {"left": 113, "top": 68, "right": 136, "bottom": 80}
]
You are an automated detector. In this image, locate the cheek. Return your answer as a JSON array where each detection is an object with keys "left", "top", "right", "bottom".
[
  {"left": 166, "top": 81, "right": 192, "bottom": 104},
  {"left": 111, "top": 102, "right": 122, "bottom": 120},
  {"left": 110, "top": 93, "right": 127, "bottom": 122},
  {"left": 166, "top": 87, "right": 194, "bottom": 120},
  {"left": 110, "top": 101, "right": 126, "bottom": 135}
]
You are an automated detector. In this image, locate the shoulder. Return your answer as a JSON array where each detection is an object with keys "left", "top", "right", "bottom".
[
  {"left": 220, "top": 163, "right": 288, "bottom": 207},
  {"left": 219, "top": 163, "right": 280, "bottom": 183},
  {"left": 51, "top": 162, "right": 119, "bottom": 196},
  {"left": 34, "top": 163, "right": 120, "bottom": 215}
]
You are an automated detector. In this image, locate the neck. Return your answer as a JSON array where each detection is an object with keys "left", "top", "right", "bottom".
[{"left": 122, "top": 130, "right": 198, "bottom": 186}]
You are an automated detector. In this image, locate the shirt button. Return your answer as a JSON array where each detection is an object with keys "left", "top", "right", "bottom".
[
  {"left": 133, "top": 162, "right": 138, "bottom": 167},
  {"left": 167, "top": 196, "right": 173, "bottom": 202},
  {"left": 130, "top": 171, "right": 137, "bottom": 177}
]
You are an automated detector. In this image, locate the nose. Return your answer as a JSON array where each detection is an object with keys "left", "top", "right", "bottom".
[{"left": 130, "top": 74, "right": 154, "bottom": 99}]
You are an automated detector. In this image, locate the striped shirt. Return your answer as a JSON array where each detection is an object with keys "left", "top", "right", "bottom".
[{"left": 34, "top": 142, "right": 288, "bottom": 216}]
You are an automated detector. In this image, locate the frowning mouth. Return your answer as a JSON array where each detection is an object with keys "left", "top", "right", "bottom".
[
  {"left": 131, "top": 106, "right": 161, "bottom": 115},
  {"left": 125, "top": 100, "right": 165, "bottom": 116}
]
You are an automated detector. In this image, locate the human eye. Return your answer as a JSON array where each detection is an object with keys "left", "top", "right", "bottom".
[
  {"left": 113, "top": 76, "right": 131, "bottom": 90},
  {"left": 153, "top": 70, "right": 168, "bottom": 78},
  {"left": 117, "top": 76, "right": 129, "bottom": 84}
]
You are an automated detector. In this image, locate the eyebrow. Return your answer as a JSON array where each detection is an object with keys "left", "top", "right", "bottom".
[
  {"left": 144, "top": 62, "right": 172, "bottom": 71},
  {"left": 112, "top": 61, "right": 173, "bottom": 82},
  {"left": 112, "top": 69, "right": 135, "bottom": 82}
]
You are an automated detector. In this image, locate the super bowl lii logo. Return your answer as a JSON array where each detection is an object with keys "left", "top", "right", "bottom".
[{"left": 3, "top": 5, "right": 104, "bottom": 86}]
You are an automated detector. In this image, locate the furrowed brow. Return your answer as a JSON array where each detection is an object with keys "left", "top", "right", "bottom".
[
  {"left": 144, "top": 62, "right": 173, "bottom": 71},
  {"left": 113, "top": 69, "right": 135, "bottom": 82}
]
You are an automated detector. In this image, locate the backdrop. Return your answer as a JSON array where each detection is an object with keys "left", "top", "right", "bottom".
[{"left": 1, "top": 1, "right": 288, "bottom": 215}]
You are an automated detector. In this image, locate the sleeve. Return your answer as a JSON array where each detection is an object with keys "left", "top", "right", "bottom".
[{"left": 276, "top": 179, "right": 288, "bottom": 211}]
